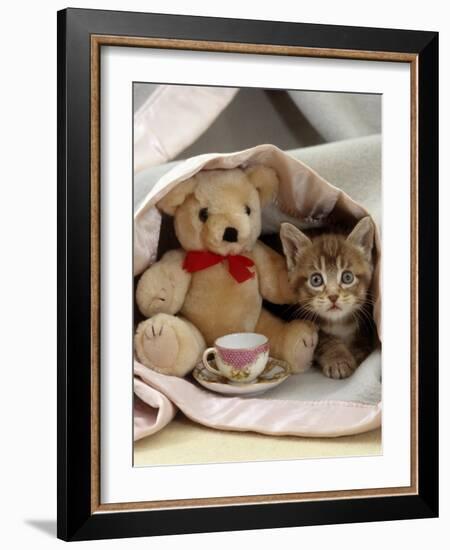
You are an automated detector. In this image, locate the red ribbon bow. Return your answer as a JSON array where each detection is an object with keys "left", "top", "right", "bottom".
[{"left": 183, "top": 251, "right": 255, "bottom": 283}]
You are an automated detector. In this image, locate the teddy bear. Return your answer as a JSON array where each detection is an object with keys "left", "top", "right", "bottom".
[{"left": 134, "top": 165, "right": 318, "bottom": 377}]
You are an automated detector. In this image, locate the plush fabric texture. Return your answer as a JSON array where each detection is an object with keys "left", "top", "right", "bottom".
[
  {"left": 135, "top": 165, "right": 318, "bottom": 377},
  {"left": 134, "top": 377, "right": 177, "bottom": 440},
  {"left": 134, "top": 135, "right": 381, "bottom": 227},
  {"left": 133, "top": 143, "right": 382, "bottom": 440},
  {"left": 134, "top": 361, "right": 381, "bottom": 439}
]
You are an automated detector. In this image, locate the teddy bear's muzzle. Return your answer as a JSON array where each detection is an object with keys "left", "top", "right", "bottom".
[{"left": 223, "top": 227, "right": 239, "bottom": 243}]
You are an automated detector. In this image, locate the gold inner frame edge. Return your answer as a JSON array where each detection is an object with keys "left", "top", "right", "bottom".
[{"left": 89, "top": 34, "right": 419, "bottom": 514}]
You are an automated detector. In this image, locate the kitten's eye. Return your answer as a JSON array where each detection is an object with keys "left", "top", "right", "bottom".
[
  {"left": 341, "top": 270, "right": 354, "bottom": 284},
  {"left": 245, "top": 205, "right": 251, "bottom": 215},
  {"left": 199, "top": 208, "right": 209, "bottom": 223},
  {"left": 310, "top": 273, "right": 324, "bottom": 287}
]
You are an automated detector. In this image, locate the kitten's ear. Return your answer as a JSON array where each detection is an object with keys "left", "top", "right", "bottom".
[
  {"left": 347, "top": 216, "right": 374, "bottom": 260},
  {"left": 280, "top": 223, "right": 312, "bottom": 271}
]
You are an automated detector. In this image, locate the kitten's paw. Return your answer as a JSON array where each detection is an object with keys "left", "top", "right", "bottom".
[{"left": 322, "top": 358, "right": 356, "bottom": 380}]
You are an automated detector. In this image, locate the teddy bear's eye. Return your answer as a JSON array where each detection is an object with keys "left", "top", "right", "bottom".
[
  {"left": 199, "top": 208, "right": 209, "bottom": 223},
  {"left": 245, "top": 205, "right": 251, "bottom": 215}
]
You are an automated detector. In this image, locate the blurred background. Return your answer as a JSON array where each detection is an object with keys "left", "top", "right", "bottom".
[{"left": 133, "top": 84, "right": 381, "bottom": 157}]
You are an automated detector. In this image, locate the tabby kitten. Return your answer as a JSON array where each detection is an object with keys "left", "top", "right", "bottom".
[{"left": 280, "top": 217, "right": 376, "bottom": 379}]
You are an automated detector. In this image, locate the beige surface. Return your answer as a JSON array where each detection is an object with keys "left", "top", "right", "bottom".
[{"left": 134, "top": 413, "right": 382, "bottom": 466}]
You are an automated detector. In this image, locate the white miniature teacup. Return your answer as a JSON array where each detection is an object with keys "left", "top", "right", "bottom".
[{"left": 202, "top": 333, "right": 269, "bottom": 384}]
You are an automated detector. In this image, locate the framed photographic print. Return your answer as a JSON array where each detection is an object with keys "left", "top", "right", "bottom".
[{"left": 57, "top": 7, "right": 439, "bottom": 541}]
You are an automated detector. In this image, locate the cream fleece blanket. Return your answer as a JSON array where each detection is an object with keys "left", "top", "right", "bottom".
[{"left": 133, "top": 140, "right": 382, "bottom": 440}]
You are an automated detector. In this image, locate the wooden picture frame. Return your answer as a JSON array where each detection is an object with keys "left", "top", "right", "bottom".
[{"left": 57, "top": 7, "right": 438, "bottom": 541}]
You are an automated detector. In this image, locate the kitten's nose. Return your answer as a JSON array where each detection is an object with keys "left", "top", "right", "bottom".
[
  {"left": 223, "top": 227, "right": 238, "bottom": 243},
  {"left": 328, "top": 294, "right": 339, "bottom": 304}
]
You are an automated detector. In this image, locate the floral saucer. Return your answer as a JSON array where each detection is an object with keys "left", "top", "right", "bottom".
[{"left": 192, "top": 357, "right": 291, "bottom": 396}]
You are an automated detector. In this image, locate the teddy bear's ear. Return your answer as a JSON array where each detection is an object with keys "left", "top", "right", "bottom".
[
  {"left": 157, "top": 176, "right": 198, "bottom": 216},
  {"left": 244, "top": 165, "right": 279, "bottom": 207}
]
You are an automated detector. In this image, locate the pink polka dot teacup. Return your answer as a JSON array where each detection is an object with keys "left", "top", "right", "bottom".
[{"left": 202, "top": 333, "right": 269, "bottom": 384}]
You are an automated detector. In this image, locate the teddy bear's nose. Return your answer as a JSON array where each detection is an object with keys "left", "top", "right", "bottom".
[{"left": 223, "top": 227, "right": 239, "bottom": 242}]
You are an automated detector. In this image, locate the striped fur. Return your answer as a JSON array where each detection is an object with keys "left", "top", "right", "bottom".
[{"left": 280, "top": 217, "right": 376, "bottom": 379}]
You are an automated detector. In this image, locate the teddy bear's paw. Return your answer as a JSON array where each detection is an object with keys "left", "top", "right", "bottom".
[
  {"left": 138, "top": 281, "right": 175, "bottom": 317},
  {"left": 145, "top": 286, "right": 171, "bottom": 315},
  {"left": 136, "top": 316, "right": 180, "bottom": 374},
  {"left": 288, "top": 322, "right": 319, "bottom": 374},
  {"left": 300, "top": 324, "right": 319, "bottom": 349}
]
